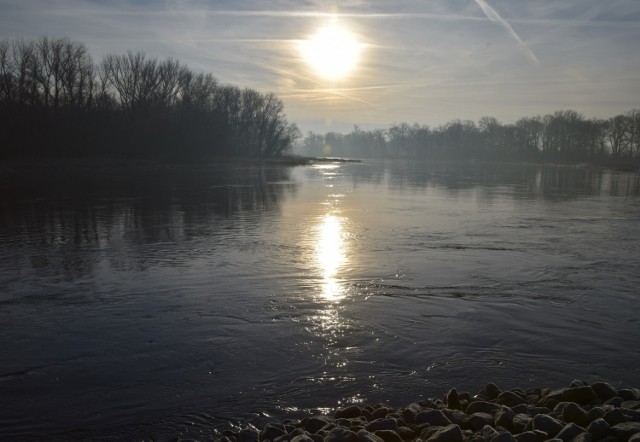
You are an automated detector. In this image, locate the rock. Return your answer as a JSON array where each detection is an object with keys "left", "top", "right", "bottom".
[
  {"left": 426, "top": 424, "right": 463, "bottom": 442},
  {"left": 619, "top": 390, "right": 636, "bottom": 400},
  {"left": 562, "top": 387, "right": 598, "bottom": 406},
  {"left": 571, "top": 433, "right": 593, "bottom": 442},
  {"left": 494, "top": 406, "right": 515, "bottom": 430},
  {"left": 447, "top": 388, "right": 462, "bottom": 410},
  {"left": 356, "top": 429, "right": 384, "bottom": 442},
  {"left": 513, "top": 414, "right": 532, "bottom": 433},
  {"left": 612, "top": 422, "right": 640, "bottom": 441},
  {"left": 396, "top": 426, "right": 416, "bottom": 440},
  {"left": 325, "top": 427, "right": 358, "bottom": 442},
  {"left": 490, "top": 432, "right": 517, "bottom": 442},
  {"left": 623, "top": 401, "right": 640, "bottom": 411},
  {"left": 562, "top": 402, "right": 589, "bottom": 427},
  {"left": 555, "top": 423, "right": 586, "bottom": 441},
  {"left": 400, "top": 408, "right": 416, "bottom": 424},
  {"left": 482, "top": 424, "right": 500, "bottom": 441},
  {"left": 467, "top": 401, "right": 501, "bottom": 415},
  {"left": 469, "top": 413, "right": 494, "bottom": 431},
  {"left": 512, "top": 404, "right": 532, "bottom": 415},
  {"left": 513, "top": 430, "right": 546, "bottom": 442},
  {"left": 336, "top": 405, "right": 362, "bottom": 419},
  {"left": 498, "top": 392, "right": 528, "bottom": 407},
  {"left": 586, "top": 418, "right": 611, "bottom": 440},
  {"left": 415, "top": 409, "right": 451, "bottom": 427},
  {"left": 624, "top": 408, "right": 640, "bottom": 422},
  {"left": 443, "top": 409, "right": 469, "bottom": 427},
  {"left": 373, "top": 430, "right": 402, "bottom": 442},
  {"left": 485, "top": 383, "right": 502, "bottom": 400},
  {"left": 261, "top": 423, "right": 287, "bottom": 441},
  {"left": 239, "top": 428, "right": 260, "bottom": 442},
  {"left": 587, "top": 407, "right": 606, "bottom": 422},
  {"left": 591, "top": 382, "right": 618, "bottom": 402},
  {"left": 305, "top": 417, "right": 332, "bottom": 434},
  {"left": 365, "top": 418, "right": 398, "bottom": 433},
  {"left": 290, "top": 435, "right": 315, "bottom": 442},
  {"left": 605, "top": 397, "right": 625, "bottom": 407},
  {"left": 372, "top": 408, "right": 390, "bottom": 420},
  {"left": 532, "top": 413, "right": 564, "bottom": 437},
  {"left": 630, "top": 433, "right": 640, "bottom": 442},
  {"left": 603, "top": 408, "right": 628, "bottom": 426}
]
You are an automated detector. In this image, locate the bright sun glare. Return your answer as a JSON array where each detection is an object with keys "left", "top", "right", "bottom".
[{"left": 300, "top": 20, "right": 362, "bottom": 81}]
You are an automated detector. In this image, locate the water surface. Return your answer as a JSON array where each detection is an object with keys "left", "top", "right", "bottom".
[{"left": 1, "top": 160, "right": 639, "bottom": 440}]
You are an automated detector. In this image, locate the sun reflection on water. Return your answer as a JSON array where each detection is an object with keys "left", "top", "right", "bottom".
[{"left": 316, "top": 214, "right": 347, "bottom": 301}]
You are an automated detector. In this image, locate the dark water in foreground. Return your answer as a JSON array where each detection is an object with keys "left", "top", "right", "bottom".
[{"left": 1, "top": 160, "right": 639, "bottom": 440}]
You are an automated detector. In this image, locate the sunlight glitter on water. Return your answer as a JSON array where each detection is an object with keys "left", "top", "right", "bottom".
[{"left": 316, "top": 214, "right": 347, "bottom": 301}]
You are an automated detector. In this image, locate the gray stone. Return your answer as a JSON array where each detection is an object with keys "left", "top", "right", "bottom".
[
  {"left": 304, "top": 417, "right": 331, "bottom": 434},
  {"left": 482, "top": 424, "right": 500, "bottom": 441},
  {"left": 555, "top": 423, "right": 586, "bottom": 441},
  {"left": 415, "top": 409, "right": 451, "bottom": 427},
  {"left": 603, "top": 408, "right": 627, "bottom": 426},
  {"left": 490, "top": 432, "right": 517, "bottom": 442},
  {"left": 532, "top": 413, "right": 564, "bottom": 437},
  {"left": 447, "top": 388, "right": 462, "bottom": 410},
  {"left": 587, "top": 407, "right": 606, "bottom": 423},
  {"left": 571, "top": 380, "right": 588, "bottom": 388},
  {"left": 325, "top": 427, "right": 358, "bottom": 442},
  {"left": 512, "top": 404, "right": 532, "bottom": 415},
  {"left": 513, "top": 414, "right": 532, "bottom": 433},
  {"left": 239, "top": 428, "right": 260, "bottom": 442},
  {"left": 629, "top": 433, "right": 640, "bottom": 442},
  {"left": 372, "top": 430, "right": 402, "bottom": 442},
  {"left": 494, "top": 406, "right": 515, "bottom": 430},
  {"left": 336, "top": 405, "right": 362, "bottom": 419},
  {"left": 562, "top": 387, "right": 598, "bottom": 406},
  {"left": 612, "top": 422, "right": 640, "bottom": 441},
  {"left": 562, "top": 402, "right": 589, "bottom": 427},
  {"left": 372, "top": 408, "right": 390, "bottom": 420},
  {"left": 604, "top": 397, "right": 624, "bottom": 407},
  {"left": 623, "top": 401, "right": 640, "bottom": 411},
  {"left": 498, "top": 392, "right": 528, "bottom": 407},
  {"left": 591, "top": 382, "right": 618, "bottom": 402},
  {"left": 290, "top": 435, "right": 315, "bottom": 442},
  {"left": 426, "top": 424, "right": 463, "bottom": 442},
  {"left": 619, "top": 390, "right": 636, "bottom": 400},
  {"left": 468, "top": 401, "right": 501, "bottom": 415},
  {"left": 356, "top": 429, "right": 384, "bottom": 442},
  {"left": 513, "top": 430, "right": 546, "bottom": 442},
  {"left": 469, "top": 413, "right": 494, "bottom": 431},
  {"left": 571, "top": 433, "right": 593, "bottom": 442},
  {"left": 365, "top": 418, "right": 398, "bottom": 433},
  {"left": 586, "top": 418, "right": 611, "bottom": 440},
  {"left": 400, "top": 408, "right": 416, "bottom": 424},
  {"left": 261, "top": 423, "right": 287, "bottom": 441},
  {"left": 396, "top": 426, "right": 416, "bottom": 440},
  {"left": 443, "top": 409, "right": 469, "bottom": 427},
  {"left": 486, "top": 383, "right": 502, "bottom": 400}
]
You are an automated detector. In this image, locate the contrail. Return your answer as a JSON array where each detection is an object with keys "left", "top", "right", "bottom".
[{"left": 473, "top": 0, "right": 539, "bottom": 65}]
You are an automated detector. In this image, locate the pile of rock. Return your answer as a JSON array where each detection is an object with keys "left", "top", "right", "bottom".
[{"left": 218, "top": 381, "right": 640, "bottom": 442}]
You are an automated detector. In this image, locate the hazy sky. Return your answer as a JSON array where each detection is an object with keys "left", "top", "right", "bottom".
[{"left": 1, "top": 0, "right": 639, "bottom": 133}]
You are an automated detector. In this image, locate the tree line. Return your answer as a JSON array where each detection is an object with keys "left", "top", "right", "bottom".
[
  {"left": 301, "top": 110, "right": 640, "bottom": 164},
  {"left": 0, "top": 37, "right": 300, "bottom": 161}
]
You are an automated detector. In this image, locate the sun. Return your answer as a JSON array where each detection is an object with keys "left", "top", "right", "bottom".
[{"left": 299, "top": 21, "right": 362, "bottom": 81}]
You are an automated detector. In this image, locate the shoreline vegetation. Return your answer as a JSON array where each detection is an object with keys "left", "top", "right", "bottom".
[
  {"left": 219, "top": 380, "right": 639, "bottom": 442},
  {"left": 0, "top": 36, "right": 639, "bottom": 169}
]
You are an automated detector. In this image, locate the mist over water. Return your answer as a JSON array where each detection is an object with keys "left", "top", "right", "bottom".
[{"left": 1, "top": 161, "right": 639, "bottom": 440}]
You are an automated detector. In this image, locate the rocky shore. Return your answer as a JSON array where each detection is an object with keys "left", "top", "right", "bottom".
[{"left": 218, "top": 381, "right": 640, "bottom": 442}]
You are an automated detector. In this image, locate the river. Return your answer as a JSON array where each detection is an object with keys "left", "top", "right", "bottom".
[{"left": 1, "top": 160, "right": 639, "bottom": 440}]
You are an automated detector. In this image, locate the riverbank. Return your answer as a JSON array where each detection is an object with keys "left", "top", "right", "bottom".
[{"left": 222, "top": 381, "right": 640, "bottom": 442}]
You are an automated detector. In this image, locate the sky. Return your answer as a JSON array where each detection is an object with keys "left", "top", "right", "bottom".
[{"left": 1, "top": 0, "right": 639, "bottom": 133}]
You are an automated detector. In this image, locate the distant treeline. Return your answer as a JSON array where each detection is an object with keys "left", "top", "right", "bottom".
[
  {"left": 0, "top": 37, "right": 300, "bottom": 161},
  {"left": 301, "top": 111, "right": 640, "bottom": 164}
]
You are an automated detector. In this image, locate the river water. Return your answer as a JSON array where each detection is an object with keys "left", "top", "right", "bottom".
[{"left": 1, "top": 160, "right": 639, "bottom": 440}]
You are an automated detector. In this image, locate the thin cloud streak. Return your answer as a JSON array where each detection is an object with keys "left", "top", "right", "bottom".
[{"left": 473, "top": 0, "right": 540, "bottom": 65}]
